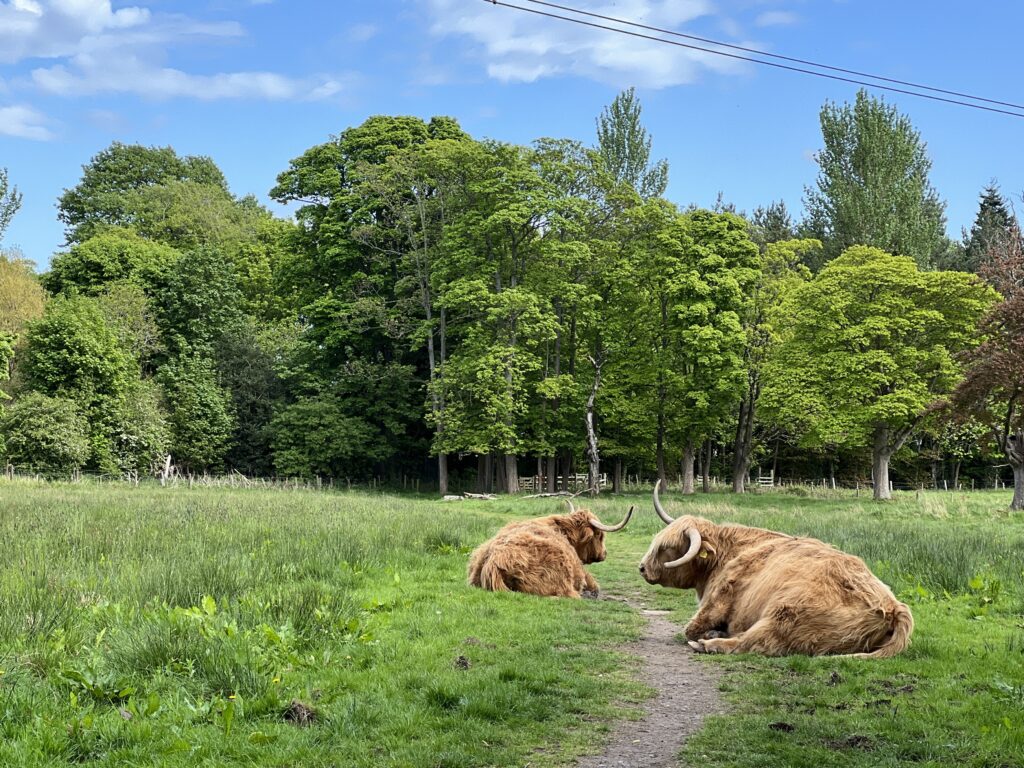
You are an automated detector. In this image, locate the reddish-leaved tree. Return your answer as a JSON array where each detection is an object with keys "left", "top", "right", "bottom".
[{"left": 953, "top": 223, "right": 1024, "bottom": 509}]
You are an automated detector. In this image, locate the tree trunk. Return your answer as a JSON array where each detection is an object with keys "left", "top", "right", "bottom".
[
  {"left": 1012, "top": 462, "right": 1024, "bottom": 511},
  {"left": 1009, "top": 431, "right": 1024, "bottom": 510},
  {"left": 546, "top": 456, "right": 557, "bottom": 493},
  {"left": 501, "top": 454, "right": 519, "bottom": 494},
  {"left": 655, "top": 405, "right": 667, "bottom": 488},
  {"left": 481, "top": 454, "right": 494, "bottom": 493},
  {"left": 437, "top": 453, "right": 448, "bottom": 496},
  {"left": 952, "top": 459, "right": 961, "bottom": 490},
  {"left": 494, "top": 453, "right": 506, "bottom": 493},
  {"left": 872, "top": 425, "right": 892, "bottom": 501},
  {"left": 682, "top": 439, "right": 695, "bottom": 495},
  {"left": 731, "top": 391, "right": 755, "bottom": 493},
  {"left": 584, "top": 356, "right": 603, "bottom": 496},
  {"left": 701, "top": 439, "right": 712, "bottom": 494},
  {"left": 613, "top": 457, "right": 623, "bottom": 494},
  {"left": 560, "top": 450, "right": 573, "bottom": 491}
]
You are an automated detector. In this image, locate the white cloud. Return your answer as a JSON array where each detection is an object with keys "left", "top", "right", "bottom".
[
  {"left": 426, "top": 0, "right": 751, "bottom": 88},
  {"left": 755, "top": 10, "right": 798, "bottom": 27},
  {"left": 347, "top": 23, "right": 378, "bottom": 43},
  {"left": 32, "top": 53, "right": 345, "bottom": 101},
  {"left": 0, "top": 0, "right": 345, "bottom": 101},
  {"left": 0, "top": 103, "right": 54, "bottom": 140}
]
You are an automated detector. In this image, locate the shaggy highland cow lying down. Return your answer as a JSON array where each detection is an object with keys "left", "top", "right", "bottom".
[
  {"left": 639, "top": 481, "right": 914, "bottom": 658},
  {"left": 468, "top": 501, "right": 633, "bottom": 598}
]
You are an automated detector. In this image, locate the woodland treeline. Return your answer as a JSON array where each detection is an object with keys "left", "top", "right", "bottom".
[{"left": 0, "top": 89, "right": 1021, "bottom": 506}]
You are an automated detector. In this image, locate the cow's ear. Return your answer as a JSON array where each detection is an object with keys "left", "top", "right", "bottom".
[
  {"left": 578, "top": 525, "right": 594, "bottom": 543},
  {"left": 700, "top": 541, "right": 717, "bottom": 559}
]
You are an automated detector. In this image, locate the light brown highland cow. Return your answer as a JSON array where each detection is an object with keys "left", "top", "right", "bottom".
[
  {"left": 640, "top": 481, "right": 913, "bottom": 658},
  {"left": 468, "top": 501, "right": 633, "bottom": 598}
]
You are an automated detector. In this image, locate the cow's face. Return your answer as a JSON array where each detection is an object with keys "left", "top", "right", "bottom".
[
  {"left": 557, "top": 511, "right": 608, "bottom": 564},
  {"left": 639, "top": 516, "right": 715, "bottom": 588}
]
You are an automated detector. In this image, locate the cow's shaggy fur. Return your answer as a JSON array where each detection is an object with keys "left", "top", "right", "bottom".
[
  {"left": 468, "top": 509, "right": 628, "bottom": 598},
  {"left": 640, "top": 513, "right": 913, "bottom": 658}
]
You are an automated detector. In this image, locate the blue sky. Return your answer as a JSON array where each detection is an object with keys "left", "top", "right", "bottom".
[{"left": 1, "top": 0, "right": 1022, "bottom": 269}]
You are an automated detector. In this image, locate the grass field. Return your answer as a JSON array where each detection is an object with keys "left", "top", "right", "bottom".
[{"left": 0, "top": 481, "right": 1021, "bottom": 767}]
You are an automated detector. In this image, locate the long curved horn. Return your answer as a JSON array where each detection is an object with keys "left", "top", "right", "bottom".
[
  {"left": 590, "top": 505, "right": 634, "bottom": 533},
  {"left": 564, "top": 498, "right": 577, "bottom": 514},
  {"left": 664, "top": 527, "right": 702, "bottom": 568},
  {"left": 652, "top": 479, "right": 674, "bottom": 525}
]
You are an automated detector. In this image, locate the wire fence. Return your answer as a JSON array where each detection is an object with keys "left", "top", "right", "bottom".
[{"left": 2, "top": 463, "right": 1014, "bottom": 497}]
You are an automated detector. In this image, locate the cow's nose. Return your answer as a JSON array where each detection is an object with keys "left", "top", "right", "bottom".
[{"left": 638, "top": 565, "right": 645, "bottom": 574}]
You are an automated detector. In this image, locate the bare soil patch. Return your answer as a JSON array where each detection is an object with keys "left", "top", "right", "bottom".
[{"left": 577, "top": 605, "right": 724, "bottom": 768}]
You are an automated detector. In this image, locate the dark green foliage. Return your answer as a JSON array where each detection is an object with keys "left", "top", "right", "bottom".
[
  {"left": 156, "top": 246, "right": 245, "bottom": 355},
  {"left": 214, "top": 320, "right": 286, "bottom": 475},
  {"left": 159, "top": 353, "right": 235, "bottom": 471},
  {"left": 750, "top": 201, "right": 795, "bottom": 252},
  {"left": 0, "top": 392, "right": 90, "bottom": 472},
  {"left": 270, "top": 395, "right": 382, "bottom": 477},
  {"left": 942, "top": 183, "right": 1018, "bottom": 274}
]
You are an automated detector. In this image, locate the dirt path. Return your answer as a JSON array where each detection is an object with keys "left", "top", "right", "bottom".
[{"left": 577, "top": 604, "right": 725, "bottom": 768}]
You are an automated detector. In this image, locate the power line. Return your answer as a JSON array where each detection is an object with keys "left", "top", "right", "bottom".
[
  {"left": 481, "top": 0, "right": 1024, "bottom": 119},
  {"left": 518, "top": 0, "right": 1024, "bottom": 112}
]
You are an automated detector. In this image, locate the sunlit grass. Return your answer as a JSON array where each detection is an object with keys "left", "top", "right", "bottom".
[{"left": 0, "top": 481, "right": 1020, "bottom": 767}]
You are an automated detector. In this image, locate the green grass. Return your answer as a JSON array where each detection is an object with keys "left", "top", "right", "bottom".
[
  {"left": 0, "top": 482, "right": 648, "bottom": 767},
  {"left": 609, "top": 488, "right": 1024, "bottom": 768},
  {"left": 0, "top": 481, "right": 1021, "bottom": 767}
]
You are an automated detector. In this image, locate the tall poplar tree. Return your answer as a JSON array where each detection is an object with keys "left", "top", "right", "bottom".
[
  {"left": 803, "top": 90, "right": 946, "bottom": 268},
  {"left": 596, "top": 88, "right": 668, "bottom": 200}
]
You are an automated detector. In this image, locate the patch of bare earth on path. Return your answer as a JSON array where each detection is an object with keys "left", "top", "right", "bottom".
[{"left": 576, "top": 600, "right": 725, "bottom": 768}]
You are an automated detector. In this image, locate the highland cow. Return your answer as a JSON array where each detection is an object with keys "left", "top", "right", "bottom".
[
  {"left": 468, "top": 501, "right": 633, "bottom": 598},
  {"left": 639, "top": 481, "right": 913, "bottom": 658}
]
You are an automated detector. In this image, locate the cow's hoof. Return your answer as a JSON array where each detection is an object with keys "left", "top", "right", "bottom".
[
  {"left": 581, "top": 589, "right": 600, "bottom": 600},
  {"left": 688, "top": 640, "right": 707, "bottom": 653}
]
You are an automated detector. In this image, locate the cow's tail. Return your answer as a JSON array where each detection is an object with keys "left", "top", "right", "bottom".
[
  {"left": 479, "top": 560, "right": 511, "bottom": 592},
  {"left": 845, "top": 602, "right": 914, "bottom": 659}
]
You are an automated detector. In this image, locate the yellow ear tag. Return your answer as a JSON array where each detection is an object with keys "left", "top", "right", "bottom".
[{"left": 699, "top": 550, "right": 709, "bottom": 559}]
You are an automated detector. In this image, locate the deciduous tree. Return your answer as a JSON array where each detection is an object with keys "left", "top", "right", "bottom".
[
  {"left": 763, "top": 246, "right": 997, "bottom": 500},
  {"left": 803, "top": 90, "right": 946, "bottom": 267},
  {"left": 952, "top": 224, "right": 1024, "bottom": 508}
]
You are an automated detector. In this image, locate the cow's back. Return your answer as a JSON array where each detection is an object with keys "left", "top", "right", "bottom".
[{"left": 721, "top": 539, "right": 907, "bottom": 655}]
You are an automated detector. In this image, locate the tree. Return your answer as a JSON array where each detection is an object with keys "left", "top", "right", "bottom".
[
  {"left": 158, "top": 353, "right": 235, "bottom": 472},
  {"left": 750, "top": 201, "right": 795, "bottom": 252},
  {"left": 952, "top": 183, "right": 1017, "bottom": 275},
  {"left": 762, "top": 246, "right": 997, "bottom": 500},
  {"left": 119, "top": 180, "right": 267, "bottom": 253},
  {"left": 952, "top": 224, "right": 1024, "bottom": 509},
  {"left": 803, "top": 90, "right": 947, "bottom": 268},
  {"left": 156, "top": 246, "right": 245, "bottom": 356},
  {"left": 58, "top": 143, "right": 227, "bottom": 244},
  {"left": 352, "top": 135, "right": 486, "bottom": 494},
  {"left": 0, "top": 168, "right": 22, "bottom": 242},
  {"left": 270, "top": 115, "right": 462, "bottom": 484},
  {"left": 22, "top": 294, "right": 132, "bottom": 407},
  {"left": 731, "top": 239, "right": 815, "bottom": 492},
  {"left": 596, "top": 88, "right": 668, "bottom": 200},
  {"left": 44, "top": 228, "right": 181, "bottom": 296},
  {"left": 102, "top": 378, "right": 170, "bottom": 475},
  {"left": 0, "top": 251, "right": 46, "bottom": 338},
  {"left": 270, "top": 395, "right": 384, "bottom": 478},
  {"left": 0, "top": 393, "right": 90, "bottom": 473}
]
